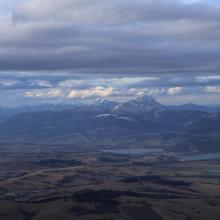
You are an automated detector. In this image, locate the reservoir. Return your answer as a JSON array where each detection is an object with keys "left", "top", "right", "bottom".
[
  {"left": 180, "top": 153, "right": 220, "bottom": 162},
  {"left": 102, "top": 148, "right": 163, "bottom": 155}
]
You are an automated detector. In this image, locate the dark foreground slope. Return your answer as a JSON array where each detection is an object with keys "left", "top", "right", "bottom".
[{"left": 0, "top": 143, "right": 219, "bottom": 220}]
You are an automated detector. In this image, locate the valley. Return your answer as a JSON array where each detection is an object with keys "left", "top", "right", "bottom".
[
  {"left": 1, "top": 0, "right": 220, "bottom": 219},
  {"left": 0, "top": 143, "right": 219, "bottom": 220},
  {"left": 0, "top": 96, "right": 219, "bottom": 219}
]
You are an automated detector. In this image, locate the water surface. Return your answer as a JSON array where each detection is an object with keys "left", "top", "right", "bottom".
[
  {"left": 181, "top": 153, "right": 220, "bottom": 162},
  {"left": 102, "top": 148, "right": 163, "bottom": 155}
]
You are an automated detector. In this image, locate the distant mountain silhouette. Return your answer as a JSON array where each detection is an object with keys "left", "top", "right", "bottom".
[
  {"left": 168, "top": 103, "right": 220, "bottom": 113},
  {"left": 0, "top": 95, "right": 212, "bottom": 138}
]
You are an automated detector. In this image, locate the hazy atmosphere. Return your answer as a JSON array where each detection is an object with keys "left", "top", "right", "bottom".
[{"left": 0, "top": 1, "right": 220, "bottom": 220}]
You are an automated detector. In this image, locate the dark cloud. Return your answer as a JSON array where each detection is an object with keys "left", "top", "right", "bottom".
[
  {"left": 0, "top": 0, "right": 219, "bottom": 106},
  {"left": 0, "top": 0, "right": 219, "bottom": 75}
]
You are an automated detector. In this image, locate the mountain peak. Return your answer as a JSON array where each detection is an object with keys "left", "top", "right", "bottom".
[
  {"left": 94, "top": 98, "right": 105, "bottom": 103},
  {"left": 89, "top": 98, "right": 118, "bottom": 112},
  {"left": 94, "top": 98, "right": 109, "bottom": 104},
  {"left": 114, "top": 95, "right": 164, "bottom": 114},
  {"left": 93, "top": 98, "right": 117, "bottom": 106},
  {"left": 134, "top": 95, "right": 158, "bottom": 104}
]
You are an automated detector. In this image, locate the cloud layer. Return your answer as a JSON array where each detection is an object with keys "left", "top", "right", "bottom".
[
  {"left": 0, "top": 0, "right": 220, "bottom": 75},
  {"left": 0, "top": 73, "right": 218, "bottom": 106},
  {"left": 0, "top": 1, "right": 219, "bottom": 106}
]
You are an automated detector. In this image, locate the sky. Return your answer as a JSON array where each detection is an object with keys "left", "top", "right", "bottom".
[{"left": 0, "top": 0, "right": 220, "bottom": 106}]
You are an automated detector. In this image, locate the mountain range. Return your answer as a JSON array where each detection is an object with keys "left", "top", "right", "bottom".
[
  {"left": 0, "top": 97, "right": 220, "bottom": 120},
  {"left": 167, "top": 103, "right": 220, "bottom": 113},
  {"left": 0, "top": 95, "right": 219, "bottom": 153},
  {"left": 0, "top": 95, "right": 218, "bottom": 135}
]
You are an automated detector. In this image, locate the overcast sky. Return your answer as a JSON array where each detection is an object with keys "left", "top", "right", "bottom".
[{"left": 0, "top": 0, "right": 220, "bottom": 106}]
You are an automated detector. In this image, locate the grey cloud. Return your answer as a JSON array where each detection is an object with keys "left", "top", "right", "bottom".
[
  {"left": 0, "top": 0, "right": 219, "bottom": 75},
  {"left": 129, "top": 75, "right": 220, "bottom": 88},
  {"left": 13, "top": 0, "right": 220, "bottom": 24},
  {"left": 0, "top": 73, "right": 220, "bottom": 91}
]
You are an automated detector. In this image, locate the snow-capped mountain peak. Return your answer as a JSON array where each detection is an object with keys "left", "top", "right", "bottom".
[{"left": 113, "top": 95, "right": 164, "bottom": 114}]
